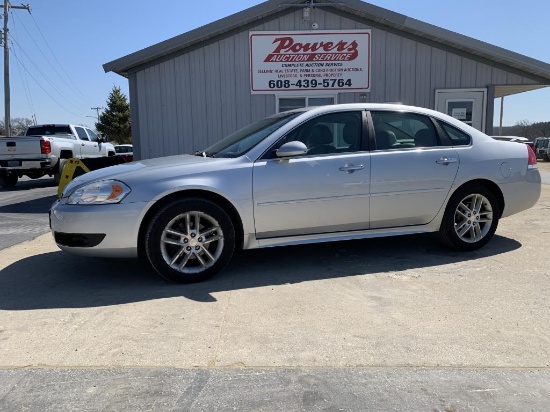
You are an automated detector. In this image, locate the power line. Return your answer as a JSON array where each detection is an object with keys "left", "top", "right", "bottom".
[
  {"left": 11, "top": 39, "right": 35, "bottom": 119},
  {"left": 11, "top": 10, "right": 92, "bottom": 107},
  {"left": 10, "top": 47, "right": 86, "bottom": 118},
  {"left": 9, "top": 34, "right": 88, "bottom": 110},
  {"left": 28, "top": 11, "right": 90, "bottom": 103},
  {"left": 91, "top": 106, "right": 103, "bottom": 119}
]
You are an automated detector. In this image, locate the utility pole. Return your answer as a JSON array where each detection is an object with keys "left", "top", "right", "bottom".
[
  {"left": 1, "top": 2, "right": 31, "bottom": 137},
  {"left": 91, "top": 106, "right": 103, "bottom": 121}
]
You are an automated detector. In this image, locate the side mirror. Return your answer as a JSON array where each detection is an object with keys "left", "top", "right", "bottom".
[{"left": 276, "top": 141, "right": 308, "bottom": 158}]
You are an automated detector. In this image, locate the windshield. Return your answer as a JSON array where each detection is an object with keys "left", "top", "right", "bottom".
[{"left": 203, "top": 112, "right": 301, "bottom": 158}]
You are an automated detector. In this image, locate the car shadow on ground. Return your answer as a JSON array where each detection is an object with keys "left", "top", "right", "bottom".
[
  {"left": 0, "top": 233, "right": 521, "bottom": 309},
  {"left": 0, "top": 178, "right": 57, "bottom": 192},
  {"left": 0, "top": 194, "right": 58, "bottom": 213}
]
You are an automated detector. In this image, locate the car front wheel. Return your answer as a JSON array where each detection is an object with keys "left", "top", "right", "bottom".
[
  {"left": 145, "top": 198, "right": 235, "bottom": 283},
  {"left": 438, "top": 184, "right": 500, "bottom": 251}
]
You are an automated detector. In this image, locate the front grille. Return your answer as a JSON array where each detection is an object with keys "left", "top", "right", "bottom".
[{"left": 54, "top": 232, "right": 106, "bottom": 248}]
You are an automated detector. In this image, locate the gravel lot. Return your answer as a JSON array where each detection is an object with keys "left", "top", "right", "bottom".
[{"left": 0, "top": 161, "right": 549, "bottom": 410}]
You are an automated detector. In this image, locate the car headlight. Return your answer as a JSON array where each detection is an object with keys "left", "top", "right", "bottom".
[{"left": 67, "top": 180, "right": 131, "bottom": 205}]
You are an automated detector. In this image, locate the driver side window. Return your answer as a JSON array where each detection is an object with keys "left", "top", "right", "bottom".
[
  {"left": 75, "top": 127, "right": 90, "bottom": 141},
  {"left": 278, "top": 111, "right": 362, "bottom": 156}
]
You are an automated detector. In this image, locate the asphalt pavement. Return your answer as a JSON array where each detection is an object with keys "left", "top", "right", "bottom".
[{"left": 0, "top": 176, "right": 57, "bottom": 250}]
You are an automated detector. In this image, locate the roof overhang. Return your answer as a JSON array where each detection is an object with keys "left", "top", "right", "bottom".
[
  {"left": 494, "top": 84, "right": 549, "bottom": 98},
  {"left": 103, "top": 0, "right": 550, "bottom": 86}
]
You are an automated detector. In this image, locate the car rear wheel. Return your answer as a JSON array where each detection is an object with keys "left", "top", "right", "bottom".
[
  {"left": 145, "top": 198, "right": 235, "bottom": 283},
  {"left": 438, "top": 184, "right": 500, "bottom": 251}
]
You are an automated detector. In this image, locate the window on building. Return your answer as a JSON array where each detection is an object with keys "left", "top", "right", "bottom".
[{"left": 277, "top": 96, "right": 336, "bottom": 113}]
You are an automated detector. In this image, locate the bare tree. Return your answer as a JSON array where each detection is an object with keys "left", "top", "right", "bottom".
[
  {"left": 0, "top": 117, "right": 34, "bottom": 136},
  {"left": 11, "top": 118, "right": 34, "bottom": 136}
]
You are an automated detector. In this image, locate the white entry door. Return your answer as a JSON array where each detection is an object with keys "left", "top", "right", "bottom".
[{"left": 435, "top": 89, "right": 487, "bottom": 132}]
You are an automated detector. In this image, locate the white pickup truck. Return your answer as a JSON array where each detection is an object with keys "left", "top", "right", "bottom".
[{"left": 0, "top": 124, "right": 116, "bottom": 188}]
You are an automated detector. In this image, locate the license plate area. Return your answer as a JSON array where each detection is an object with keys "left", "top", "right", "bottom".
[{"left": 7, "top": 160, "right": 20, "bottom": 167}]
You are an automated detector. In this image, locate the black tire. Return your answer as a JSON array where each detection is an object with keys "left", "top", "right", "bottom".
[
  {"left": 438, "top": 184, "right": 500, "bottom": 251},
  {"left": 0, "top": 172, "right": 18, "bottom": 188},
  {"left": 545, "top": 154, "right": 550, "bottom": 162},
  {"left": 26, "top": 172, "right": 44, "bottom": 179},
  {"left": 145, "top": 198, "right": 235, "bottom": 283},
  {"left": 54, "top": 159, "right": 67, "bottom": 185}
]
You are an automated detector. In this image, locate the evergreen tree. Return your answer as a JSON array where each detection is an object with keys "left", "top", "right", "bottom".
[{"left": 96, "top": 86, "right": 131, "bottom": 144}]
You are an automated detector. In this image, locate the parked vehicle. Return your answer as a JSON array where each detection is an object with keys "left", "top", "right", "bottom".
[
  {"left": 534, "top": 137, "right": 550, "bottom": 160},
  {"left": 114, "top": 144, "right": 133, "bottom": 162},
  {"left": 0, "top": 124, "right": 116, "bottom": 188},
  {"left": 50, "top": 104, "right": 541, "bottom": 283}
]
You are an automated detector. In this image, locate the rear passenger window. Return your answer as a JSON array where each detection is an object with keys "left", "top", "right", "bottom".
[
  {"left": 371, "top": 111, "right": 438, "bottom": 149},
  {"left": 439, "top": 122, "right": 471, "bottom": 146}
]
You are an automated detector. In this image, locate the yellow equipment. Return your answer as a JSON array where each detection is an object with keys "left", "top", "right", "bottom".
[{"left": 57, "top": 156, "right": 127, "bottom": 197}]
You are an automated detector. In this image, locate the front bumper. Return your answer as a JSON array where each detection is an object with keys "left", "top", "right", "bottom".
[{"left": 49, "top": 199, "right": 149, "bottom": 258}]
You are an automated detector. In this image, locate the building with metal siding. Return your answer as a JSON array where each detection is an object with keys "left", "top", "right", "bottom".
[{"left": 104, "top": 0, "right": 550, "bottom": 160}]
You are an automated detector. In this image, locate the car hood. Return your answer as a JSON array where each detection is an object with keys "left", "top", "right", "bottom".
[{"left": 62, "top": 154, "right": 240, "bottom": 196}]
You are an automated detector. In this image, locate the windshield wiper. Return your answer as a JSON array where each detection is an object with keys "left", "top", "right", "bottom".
[{"left": 194, "top": 151, "right": 215, "bottom": 158}]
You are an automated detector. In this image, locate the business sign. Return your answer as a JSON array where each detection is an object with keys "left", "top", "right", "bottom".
[{"left": 249, "top": 30, "right": 371, "bottom": 94}]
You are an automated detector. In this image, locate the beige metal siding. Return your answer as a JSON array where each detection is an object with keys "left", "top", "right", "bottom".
[{"left": 133, "top": 8, "right": 543, "bottom": 159}]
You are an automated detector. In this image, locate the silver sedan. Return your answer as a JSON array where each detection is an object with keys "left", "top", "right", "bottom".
[{"left": 49, "top": 104, "right": 541, "bottom": 283}]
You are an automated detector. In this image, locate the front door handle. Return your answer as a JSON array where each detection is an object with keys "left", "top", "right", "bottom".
[
  {"left": 436, "top": 157, "right": 458, "bottom": 166},
  {"left": 339, "top": 163, "right": 364, "bottom": 174}
]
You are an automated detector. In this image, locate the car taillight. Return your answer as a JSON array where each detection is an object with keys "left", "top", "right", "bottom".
[
  {"left": 527, "top": 144, "right": 537, "bottom": 169},
  {"left": 40, "top": 139, "right": 51, "bottom": 154}
]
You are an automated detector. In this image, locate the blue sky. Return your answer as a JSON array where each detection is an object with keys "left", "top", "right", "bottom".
[{"left": 3, "top": 0, "right": 549, "bottom": 131}]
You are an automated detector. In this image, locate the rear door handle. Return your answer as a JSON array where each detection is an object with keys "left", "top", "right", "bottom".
[
  {"left": 436, "top": 157, "right": 458, "bottom": 166},
  {"left": 339, "top": 163, "right": 364, "bottom": 174}
]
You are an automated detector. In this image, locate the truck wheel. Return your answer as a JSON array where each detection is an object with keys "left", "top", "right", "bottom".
[
  {"left": 0, "top": 172, "right": 18, "bottom": 188},
  {"left": 145, "top": 198, "right": 236, "bottom": 283},
  {"left": 54, "top": 159, "right": 67, "bottom": 185}
]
